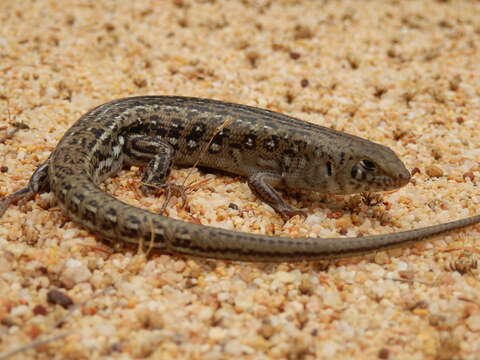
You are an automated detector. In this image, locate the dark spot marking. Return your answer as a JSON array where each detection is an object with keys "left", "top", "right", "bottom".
[
  {"left": 167, "top": 117, "right": 185, "bottom": 138},
  {"left": 154, "top": 232, "right": 164, "bottom": 244},
  {"left": 185, "top": 122, "right": 207, "bottom": 152},
  {"left": 101, "top": 135, "right": 112, "bottom": 148},
  {"left": 59, "top": 167, "right": 74, "bottom": 176},
  {"left": 142, "top": 222, "right": 164, "bottom": 245},
  {"left": 126, "top": 215, "right": 141, "bottom": 225},
  {"left": 57, "top": 190, "right": 65, "bottom": 203},
  {"left": 326, "top": 161, "right": 333, "bottom": 176},
  {"left": 103, "top": 120, "right": 118, "bottom": 132},
  {"left": 294, "top": 140, "right": 307, "bottom": 152},
  {"left": 90, "top": 127, "right": 104, "bottom": 139},
  {"left": 152, "top": 126, "right": 168, "bottom": 138},
  {"left": 68, "top": 200, "right": 79, "bottom": 214},
  {"left": 187, "top": 122, "right": 206, "bottom": 141},
  {"left": 73, "top": 192, "right": 85, "bottom": 202},
  {"left": 283, "top": 149, "right": 297, "bottom": 157},
  {"left": 212, "top": 128, "right": 230, "bottom": 146},
  {"left": 243, "top": 134, "right": 256, "bottom": 149},
  {"left": 100, "top": 222, "right": 113, "bottom": 231},
  {"left": 83, "top": 208, "right": 96, "bottom": 225},
  {"left": 119, "top": 227, "right": 138, "bottom": 238},
  {"left": 264, "top": 135, "right": 279, "bottom": 152},
  {"left": 101, "top": 208, "right": 117, "bottom": 230},
  {"left": 106, "top": 207, "right": 117, "bottom": 218},
  {"left": 92, "top": 149, "right": 108, "bottom": 163},
  {"left": 88, "top": 199, "right": 98, "bottom": 207},
  {"left": 172, "top": 238, "right": 192, "bottom": 249}
]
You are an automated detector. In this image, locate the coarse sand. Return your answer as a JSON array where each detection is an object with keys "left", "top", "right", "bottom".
[{"left": 0, "top": 1, "right": 479, "bottom": 359}]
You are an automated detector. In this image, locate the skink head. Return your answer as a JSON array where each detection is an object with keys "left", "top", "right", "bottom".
[
  {"left": 334, "top": 141, "right": 411, "bottom": 194},
  {"left": 297, "top": 136, "right": 411, "bottom": 195}
]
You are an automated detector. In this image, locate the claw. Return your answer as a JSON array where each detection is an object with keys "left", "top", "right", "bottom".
[
  {"left": 140, "top": 183, "right": 188, "bottom": 214},
  {"left": 278, "top": 207, "right": 308, "bottom": 222},
  {"left": 0, "top": 187, "right": 34, "bottom": 218}
]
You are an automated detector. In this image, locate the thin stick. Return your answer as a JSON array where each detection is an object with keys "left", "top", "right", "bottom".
[
  {"left": 0, "top": 331, "right": 73, "bottom": 360},
  {"left": 146, "top": 215, "right": 155, "bottom": 256},
  {"left": 383, "top": 277, "right": 433, "bottom": 286}
]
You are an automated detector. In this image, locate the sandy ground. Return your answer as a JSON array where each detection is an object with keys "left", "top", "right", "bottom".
[{"left": 0, "top": 0, "right": 479, "bottom": 359}]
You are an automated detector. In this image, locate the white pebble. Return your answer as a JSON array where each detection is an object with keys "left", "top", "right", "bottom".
[
  {"left": 466, "top": 314, "right": 480, "bottom": 332},
  {"left": 322, "top": 341, "right": 337, "bottom": 357},
  {"left": 60, "top": 259, "right": 92, "bottom": 287}
]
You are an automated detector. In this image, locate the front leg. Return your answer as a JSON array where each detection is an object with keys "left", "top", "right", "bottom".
[
  {"left": 0, "top": 161, "right": 50, "bottom": 217},
  {"left": 247, "top": 171, "right": 306, "bottom": 221}
]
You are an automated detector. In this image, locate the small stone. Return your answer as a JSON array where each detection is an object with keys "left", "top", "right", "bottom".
[
  {"left": 111, "top": 343, "right": 122, "bottom": 353},
  {"left": 378, "top": 348, "right": 390, "bottom": 359},
  {"left": 411, "top": 167, "right": 421, "bottom": 176},
  {"left": 133, "top": 77, "right": 147, "bottom": 88},
  {"left": 398, "top": 270, "right": 415, "bottom": 280},
  {"left": 1, "top": 317, "right": 16, "bottom": 327},
  {"left": 466, "top": 314, "right": 480, "bottom": 332},
  {"left": 322, "top": 341, "right": 337, "bottom": 357},
  {"left": 323, "top": 290, "right": 342, "bottom": 309},
  {"left": 294, "top": 25, "right": 313, "bottom": 39},
  {"left": 33, "top": 304, "right": 48, "bottom": 316},
  {"left": 209, "top": 327, "right": 227, "bottom": 341},
  {"left": 429, "top": 314, "right": 447, "bottom": 327},
  {"left": 276, "top": 271, "right": 295, "bottom": 283},
  {"left": 47, "top": 289, "right": 73, "bottom": 308},
  {"left": 299, "top": 277, "right": 313, "bottom": 294},
  {"left": 426, "top": 165, "right": 443, "bottom": 178},
  {"left": 300, "top": 78, "right": 309, "bottom": 87},
  {"left": 246, "top": 51, "right": 260, "bottom": 68},
  {"left": 258, "top": 322, "right": 275, "bottom": 339},
  {"left": 60, "top": 259, "right": 92, "bottom": 288},
  {"left": 0, "top": 257, "right": 12, "bottom": 273},
  {"left": 228, "top": 203, "right": 239, "bottom": 210},
  {"left": 463, "top": 171, "right": 475, "bottom": 182},
  {"left": 290, "top": 51, "right": 301, "bottom": 60}
]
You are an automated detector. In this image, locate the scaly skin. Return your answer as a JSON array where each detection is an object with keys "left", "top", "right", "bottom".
[{"left": 0, "top": 96, "right": 478, "bottom": 261}]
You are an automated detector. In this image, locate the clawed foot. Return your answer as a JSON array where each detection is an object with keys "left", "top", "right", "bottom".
[
  {"left": 0, "top": 187, "right": 34, "bottom": 218},
  {"left": 277, "top": 206, "right": 308, "bottom": 222},
  {"left": 140, "top": 183, "right": 188, "bottom": 213}
]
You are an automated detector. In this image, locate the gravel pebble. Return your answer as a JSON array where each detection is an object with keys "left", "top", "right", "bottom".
[
  {"left": 47, "top": 289, "right": 74, "bottom": 309},
  {"left": 60, "top": 259, "right": 92, "bottom": 288}
]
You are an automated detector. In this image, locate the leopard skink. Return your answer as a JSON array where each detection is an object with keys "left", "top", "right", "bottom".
[{"left": 0, "top": 96, "right": 478, "bottom": 262}]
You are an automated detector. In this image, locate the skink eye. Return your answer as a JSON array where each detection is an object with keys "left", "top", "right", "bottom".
[{"left": 360, "top": 159, "right": 376, "bottom": 171}]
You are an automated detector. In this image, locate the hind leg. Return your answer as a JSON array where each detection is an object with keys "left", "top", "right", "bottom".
[
  {"left": 123, "top": 134, "right": 187, "bottom": 211},
  {"left": 0, "top": 161, "right": 50, "bottom": 217}
]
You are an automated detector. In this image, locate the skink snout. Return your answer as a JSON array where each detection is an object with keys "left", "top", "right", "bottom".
[{"left": 397, "top": 168, "right": 411, "bottom": 187}]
